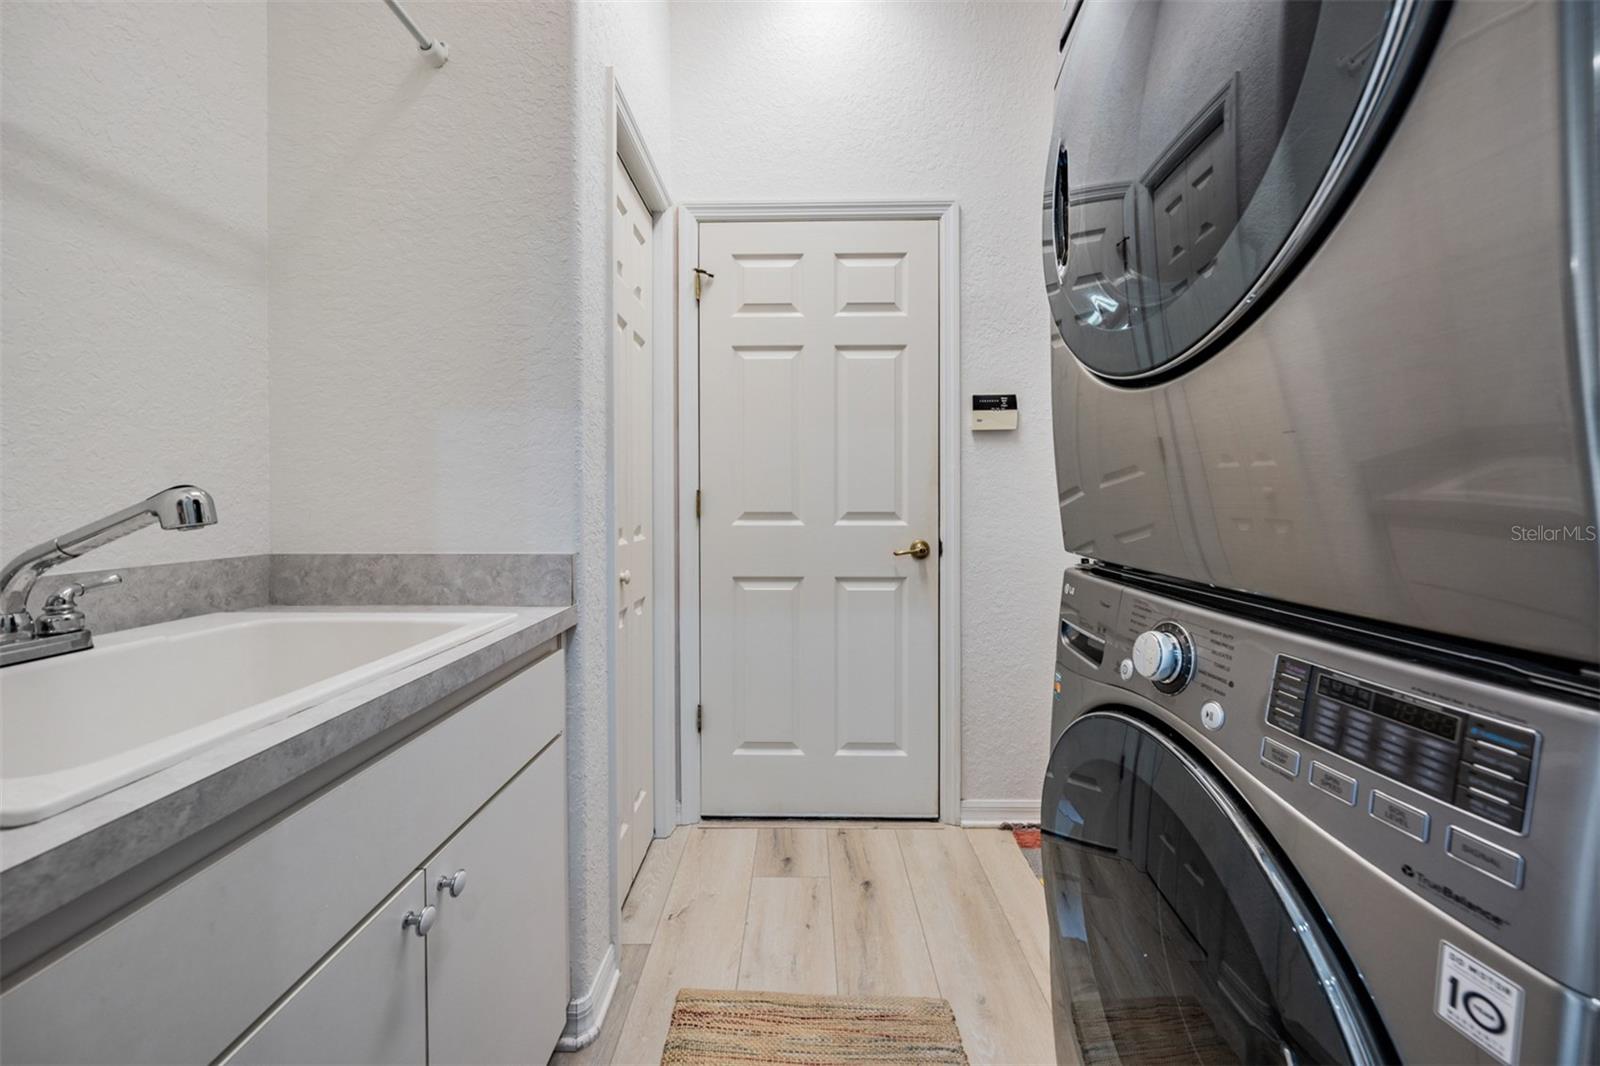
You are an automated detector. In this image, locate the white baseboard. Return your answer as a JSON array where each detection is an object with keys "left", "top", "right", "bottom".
[
  {"left": 555, "top": 942, "right": 620, "bottom": 1051},
  {"left": 959, "top": 799, "right": 1041, "bottom": 827}
]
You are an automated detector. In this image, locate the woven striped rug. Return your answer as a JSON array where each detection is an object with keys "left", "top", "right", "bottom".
[{"left": 662, "top": 988, "right": 969, "bottom": 1064}]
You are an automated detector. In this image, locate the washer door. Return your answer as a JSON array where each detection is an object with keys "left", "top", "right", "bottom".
[
  {"left": 1042, "top": 712, "right": 1388, "bottom": 1065},
  {"left": 1043, "top": 0, "right": 1441, "bottom": 380}
]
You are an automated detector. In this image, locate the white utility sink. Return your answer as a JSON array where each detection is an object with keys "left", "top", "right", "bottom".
[{"left": 0, "top": 610, "right": 517, "bottom": 827}]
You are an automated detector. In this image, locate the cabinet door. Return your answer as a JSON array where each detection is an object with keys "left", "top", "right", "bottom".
[
  {"left": 427, "top": 737, "right": 569, "bottom": 1065},
  {"left": 222, "top": 872, "right": 427, "bottom": 1066}
]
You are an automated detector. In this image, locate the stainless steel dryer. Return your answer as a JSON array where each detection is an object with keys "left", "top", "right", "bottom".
[
  {"left": 1043, "top": 0, "right": 1600, "bottom": 669},
  {"left": 1043, "top": 565, "right": 1600, "bottom": 1064}
]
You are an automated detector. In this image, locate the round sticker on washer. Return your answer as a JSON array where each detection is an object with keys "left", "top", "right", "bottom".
[{"left": 1436, "top": 941, "right": 1523, "bottom": 1064}]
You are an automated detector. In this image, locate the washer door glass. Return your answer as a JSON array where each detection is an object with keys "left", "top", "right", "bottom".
[
  {"left": 1043, "top": 0, "right": 1437, "bottom": 380},
  {"left": 1042, "top": 713, "right": 1387, "bottom": 1065}
]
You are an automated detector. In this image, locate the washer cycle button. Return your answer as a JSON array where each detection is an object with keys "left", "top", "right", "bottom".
[
  {"left": 1445, "top": 826, "right": 1525, "bottom": 889},
  {"left": 1308, "top": 761, "right": 1358, "bottom": 805},
  {"left": 1369, "top": 790, "right": 1430, "bottom": 842},
  {"left": 1260, "top": 737, "right": 1302, "bottom": 778}
]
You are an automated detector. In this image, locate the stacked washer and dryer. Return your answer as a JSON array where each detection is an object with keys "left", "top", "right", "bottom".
[{"left": 1039, "top": 1, "right": 1599, "bottom": 1063}]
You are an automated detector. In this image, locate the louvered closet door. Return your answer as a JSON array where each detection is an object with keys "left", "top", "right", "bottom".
[{"left": 698, "top": 219, "right": 939, "bottom": 816}]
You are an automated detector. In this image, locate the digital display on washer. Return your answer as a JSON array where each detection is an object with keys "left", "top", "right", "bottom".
[
  {"left": 1266, "top": 657, "right": 1538, "bottom": 832},
  {"left": 1316, "top": 675, "right": 1460, "bottom": 742}
]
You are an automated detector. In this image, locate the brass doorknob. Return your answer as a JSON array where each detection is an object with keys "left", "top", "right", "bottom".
[{"left": 893, "top": 539, "right": 932, "bottom": 560}]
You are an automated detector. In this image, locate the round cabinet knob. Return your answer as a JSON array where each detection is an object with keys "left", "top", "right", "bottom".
[
  {"left": 1132, "top": 630, "right": 1183, "bottom": 683},
  {"left": 619, "top": 570, "right": 632, "bottom": 585},
  {"left": 437, "top": 868, "right": 468, "bottom": 898},
  {"left": 402, "top": 905, "right": 437, "bottom": 937},
  {"left": 1200, "top": 701, "right": 1226, "bottom": 731}
]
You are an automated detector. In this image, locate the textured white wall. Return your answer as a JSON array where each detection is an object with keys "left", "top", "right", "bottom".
[
  {"left": 0, "top": 2, "right": 268, "bottom": 570},
  {"left": 568, "top": 0, "right": 675, "bottom": 1006},
  {"left": 266, "top": 0, "right": 578, "bottom": 555},
  {"left": 669, "top": 0, "right": 1068, "bottom": 808}
]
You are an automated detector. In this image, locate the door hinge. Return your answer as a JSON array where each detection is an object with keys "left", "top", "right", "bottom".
[
  {"left": 696, "top": 704, "right": 703, "bottom": 733},
  {"left": 695, "top": 489, "right": 702, "bottom": 520},
  {"left": 692, "top": 267, "right": 714, "bottom": 301}
]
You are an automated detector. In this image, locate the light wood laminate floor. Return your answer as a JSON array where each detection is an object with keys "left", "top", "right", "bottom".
[{"left": 555, "top": 823, "right": 1066, "bottom": 1066}]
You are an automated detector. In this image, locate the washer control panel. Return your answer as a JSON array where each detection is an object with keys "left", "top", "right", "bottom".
[{"left": 1266, "top": 656, "right": 1539, "bottom": 834}]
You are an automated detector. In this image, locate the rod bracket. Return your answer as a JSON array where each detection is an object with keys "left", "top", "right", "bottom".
[
  {"left": 419, "top": 39, "right": 449, "bottom": 68},
  {"left": 383, "top": 0, "right": 449, "bottom": 68}
]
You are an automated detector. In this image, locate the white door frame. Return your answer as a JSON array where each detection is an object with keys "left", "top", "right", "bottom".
[
  {"left": 606, "top": 73, "right": 678, "bottom": 851},
  {"left": 674, "top": 201, "right": 963, "bottom": 826}
]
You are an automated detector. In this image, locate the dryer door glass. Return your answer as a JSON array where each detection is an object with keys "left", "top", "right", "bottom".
[
  {"left": 1043, "top": 0, "right": 1437, "bottom": 380},
  {"left": 1041, "top": 713, "right": 1387, "bottom": 1065}
]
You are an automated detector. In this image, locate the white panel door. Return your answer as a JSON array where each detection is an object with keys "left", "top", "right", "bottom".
[
  {"left": 699, "top": 219, "right": 939, "bottom": 816},
  {"left": 613, "top": 158, "right": 654, "bottom": 898}
]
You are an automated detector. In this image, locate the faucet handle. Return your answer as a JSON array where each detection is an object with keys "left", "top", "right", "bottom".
[
  {"left": 36, "top": 574, "right": 122, "bottom": 637},
  {"left": 47, "top": 573, "right": 123, "bottom": 610}
]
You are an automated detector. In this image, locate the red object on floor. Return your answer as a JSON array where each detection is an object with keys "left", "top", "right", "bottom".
[{"left": 1010, "top": 826, "right": 1041, "bottom": 849}]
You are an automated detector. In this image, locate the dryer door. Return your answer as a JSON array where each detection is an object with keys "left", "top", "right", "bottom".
[
  {"left": 1043, "top": 0, "right": 1440, "bottom": 381},
  {"left": 1042, "top": 712, "right": 1389, "bottom": 1066}
]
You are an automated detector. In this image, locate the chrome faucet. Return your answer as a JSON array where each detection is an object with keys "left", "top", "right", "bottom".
[{"left": 0, "top": 486, "right": 218, "bottom": 667}]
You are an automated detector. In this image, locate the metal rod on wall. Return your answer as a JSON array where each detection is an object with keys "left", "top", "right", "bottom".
[{"left": 382, "top": 0, "right": 449, "bottom": 67}]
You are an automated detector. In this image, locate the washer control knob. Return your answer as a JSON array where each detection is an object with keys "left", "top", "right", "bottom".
[
  {"left": 1132, "top": 630, "right": 1183, "bottom": 683},
  {"left": 1118, "top": 658, "right": 1135, "bottom": 681},
  {"left": 1200, "top": 701, "right": 1226, "bottom": 731}
]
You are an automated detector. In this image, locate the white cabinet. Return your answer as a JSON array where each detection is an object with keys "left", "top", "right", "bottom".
[
  {"left": 426, "top": 737, "right": 569, "bottom": 1065},
  {"left": 1, "top": 650, "right": 569, "bottom": 1066},
  {"left": 223, "top": 741, "right": 570, "bottom": 1066},
  {"left": 224, "top": 872, "right": 428, "bottom": 1066}
]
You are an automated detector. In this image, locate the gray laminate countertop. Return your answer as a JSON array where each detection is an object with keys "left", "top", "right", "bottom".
[{"left": 0, "top": 605, "right": 575, "bottom": 941}]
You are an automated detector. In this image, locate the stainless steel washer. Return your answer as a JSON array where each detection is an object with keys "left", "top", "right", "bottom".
[
  {"left": 1043, "top": 565, "right": 1600, "bottom": 1064},
  {"left": 1043, "top": 0, "right": 1600, "bottom": 667}
]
